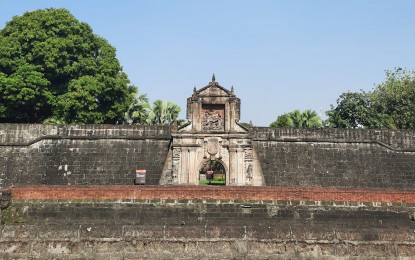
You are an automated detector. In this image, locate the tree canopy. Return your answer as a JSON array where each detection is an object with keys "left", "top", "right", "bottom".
[
  {"left": 0, "top": 8, "right": 136, "bottom": 124},
  {"left": 270, "top": 109, "right": 322, "bottom": 128},
  {"left": 326, "top": 68, "right": 415, "bottom": 129}
]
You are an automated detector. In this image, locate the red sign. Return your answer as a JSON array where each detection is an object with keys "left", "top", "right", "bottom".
[{"left": 135, "top": 169, "right": 146, "bottom": 184}]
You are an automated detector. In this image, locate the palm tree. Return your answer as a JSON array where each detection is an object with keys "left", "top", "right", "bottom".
[
  {"left": 145, "top": 100, "right": 181, "bottom": 125},
  {"left": 301, "top": 109, "right": 322, "bottom": 128},
  {"left": 124, "top": 94, "right": 149, "bottom": 125},
  {"left": 290, "top": 110, "right": 303, "bottom": 128},
  {"left": 270, "top": 109, "right": 322, "bottom": 128}
]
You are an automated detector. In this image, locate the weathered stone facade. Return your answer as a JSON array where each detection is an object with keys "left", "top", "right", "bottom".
[{"left": 166, "top": 75, "right": 264, "bottom": 186}]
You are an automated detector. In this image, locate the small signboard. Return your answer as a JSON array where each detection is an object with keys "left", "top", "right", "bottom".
[{"left": 135, "top": 169, "right": 146, "bottom": 185}]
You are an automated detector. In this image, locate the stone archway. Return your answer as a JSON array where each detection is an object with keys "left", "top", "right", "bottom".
[{"left": 198, "top": 159, "right": 227, "bottom": 185}]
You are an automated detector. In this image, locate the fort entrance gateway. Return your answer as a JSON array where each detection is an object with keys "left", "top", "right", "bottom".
[{"left": 164, "top": 75, "right": 264, "bottom": 186}]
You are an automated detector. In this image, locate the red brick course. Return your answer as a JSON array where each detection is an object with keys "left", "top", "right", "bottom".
[{"left": 9, "top": 186, "right": 415, "bottom": 203}]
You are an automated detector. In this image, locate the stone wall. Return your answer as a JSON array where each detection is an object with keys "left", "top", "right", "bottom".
[
  {"left": 0, "top": 124, "right": 171, "bottom": 187},
  {"left": 2, "top": 186, "right": 415, "bottom": 259},
  {"left": 251, "top": 127, "right": 415, "bottom": 190},
  {"left": 1, "top": 223, "right": 413, "bottom": 259},
  {"left": 2, "top": 125, "right": 415, "bottom": 190}
]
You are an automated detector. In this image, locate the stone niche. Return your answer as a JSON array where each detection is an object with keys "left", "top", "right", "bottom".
[{"left": 164, "top": 75, "right": 264, "bottom": 186}]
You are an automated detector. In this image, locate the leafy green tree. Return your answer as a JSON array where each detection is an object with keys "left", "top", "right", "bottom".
[
  {"left": 0, "top": 8, "right": 136, "bottom": 123},
  {"left": 270, "top": 113, "right": 294, "bottom": 128},
  {"left": 325, "top": 91, "right": 374, "bottom": 128},
  {"left": 371, "top": 68, "right": 415, "bottom": 129},
  {"left": 327, "top": 68, "right": 415, "bottom": 129},
  {"left": 270, "top": 109, "right": 322, "bottom": 128}
]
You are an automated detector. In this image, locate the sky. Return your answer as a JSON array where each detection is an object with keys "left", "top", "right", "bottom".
[{"left": 1, "top": 1, "right": 415, "bottom": 126}]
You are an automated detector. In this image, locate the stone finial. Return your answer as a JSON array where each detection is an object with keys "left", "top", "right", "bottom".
[
  {"left": 249, "top": 120, "right": 253, "bottom": 127},
  {"left": 231, "top": 85, "right": 234, "bottom": 95},
  {"left": 212, "top": 73, "right": 216, "bottom": 82},
  {"left": 193, "top": 85, "right": 197, "bottom": 94}
]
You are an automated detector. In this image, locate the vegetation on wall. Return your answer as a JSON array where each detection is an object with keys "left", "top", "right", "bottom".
[{"left": 1, "top": 206, "right": 24, "bottom": 225}]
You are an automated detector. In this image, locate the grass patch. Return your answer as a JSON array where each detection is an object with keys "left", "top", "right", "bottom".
[{"left": 199, "top": 180, "right": 226, "bottom": 186}]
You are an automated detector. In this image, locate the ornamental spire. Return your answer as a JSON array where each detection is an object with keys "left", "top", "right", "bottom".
[{"left": 212, "top": 73, "right": 215, "bottom": 82}]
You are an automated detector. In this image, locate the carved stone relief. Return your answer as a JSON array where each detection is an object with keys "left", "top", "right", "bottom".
[
  {"left": 245, "top": 162, "right": 253, "bottom": 184},
  {"left": 244, "top": 149, "right": 253, "bottom": 160},
  {"left": 202, "top": 105, "right": 224, "bottom": 131},
  {"left": 172, "top": 160, "right": 179, "bottom": 182},
  {"left": 171, "top": 148, "right": 181, "bottom": 183},
  {"left": 173, "top": 148, "right": 181, "bottom": 158},
  {"left": 207, "top": 138, "right": 219, "bottom": 155},
  {"left": 244, "top": 148, "right": 253, "bottom": 185}
]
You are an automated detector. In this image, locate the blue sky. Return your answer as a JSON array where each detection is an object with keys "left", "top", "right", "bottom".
[{"left": 1, "top": 1, "right": 415, "bottom": 126}]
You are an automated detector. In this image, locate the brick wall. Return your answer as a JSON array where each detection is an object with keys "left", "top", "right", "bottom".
[
  {"left": 252, "top": 127, "right": 415, "bottom": 190},
  {"left": 0, "top": 124, "right": 171, "bottom": 187},
  {"left": 10, "top": 186, "right": 415, "bottom": 203},
  {"left": 4, "top": 186, "right": 415, "bottom": 258}
]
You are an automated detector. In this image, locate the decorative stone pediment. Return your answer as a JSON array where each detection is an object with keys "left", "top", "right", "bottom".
[
  {"left": 195, "top": 74, "right": 232, "bottom": 97},
  {"left": 182, "top": 74, "right": 244, "bottom": 133},
  {"left": 197, "top": 86, "right": 229, "bottom": 97}
]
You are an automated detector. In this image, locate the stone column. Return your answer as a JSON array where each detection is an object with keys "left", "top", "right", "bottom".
[
  {"left": 228, "top": 147, "right": 237, "bottom": 185},
  {"left": 229, "top": 98, "right": 236, "bottom": 131},
  {"left": 191, "top": 98, "right": 199, "bottom": 131},
  {"left": 236, "top": 147, "right": 244, "bottom": 185},
  {"left": 179, "top": 148, "right": 188, "bottom": 184},
  {"left": 188, "top": 147, "right": 198, "bottom": 184}
]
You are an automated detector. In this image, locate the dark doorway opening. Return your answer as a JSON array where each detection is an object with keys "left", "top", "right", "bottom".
[{"left": 199, "top": 160, "right": 226, "bottom": 185}]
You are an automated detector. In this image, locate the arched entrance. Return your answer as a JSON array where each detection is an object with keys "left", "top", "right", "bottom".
[{"left": 198, "top": 159, "right": 226, "bottom": 185}]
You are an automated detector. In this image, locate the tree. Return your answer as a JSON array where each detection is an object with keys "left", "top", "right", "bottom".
[
  {"left": 371, "top": 68, "right": 415, "bottom": 129},
  {"left": 302, "top": 109, "right": 323, "bottom": 128},
  {"left": 0, "top": 8, "right": 136, "bottom": 123},
  {"left": 123, "top": 94, "right": 149, "bottom": 125},
  {"left": 326, "top": 68, "right": 415, "bottom": 129},
  {"left": 270, "top": 113, "right": 294, "bottom": 128},
  {"left": 145, "top": 100, "right": 181, "bottom": 125},
  {"left": 325, "top": 91, "right": 374, "bottom": 128},
  {"left": 270, "top": 109, "right": 322, "bottom": 128}
]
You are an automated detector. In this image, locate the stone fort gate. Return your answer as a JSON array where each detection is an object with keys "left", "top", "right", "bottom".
[{"left": 165, "top": 75, "right": 264, "bottom": 186}]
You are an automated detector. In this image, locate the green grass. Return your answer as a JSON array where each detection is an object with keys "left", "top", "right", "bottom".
[{"left": 199, "top": 180, "right": 226, "bottom": 186}]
